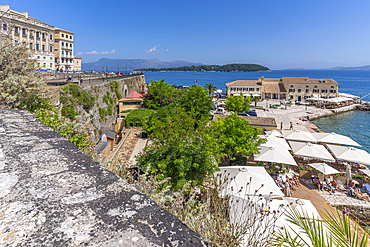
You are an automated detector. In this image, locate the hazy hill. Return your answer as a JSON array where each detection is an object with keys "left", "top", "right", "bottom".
[
  {"left": 329, "top": 65, "right": 370, "bottom": 70},
  {"left": 82, "top": 58, "right": 203, "bottom": 71},
  {"left": 138, "top": 63, "right": 270, "bottom": 72}
]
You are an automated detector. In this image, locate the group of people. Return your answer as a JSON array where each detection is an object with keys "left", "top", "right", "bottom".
[
  {"left": 280, "top": 122, "right": 294, "bottom": 131},
  {"left": 312, "top": 176, "right": 338, "bottom": 194},
  {"left": 348, "top": 180, "right": 370, "bottom": 202},
  {"left": 276, "top": 174, "right": 301, "bottom": 197}
]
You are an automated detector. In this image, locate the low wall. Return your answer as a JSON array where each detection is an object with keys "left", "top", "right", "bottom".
[{"left": 0, "top": 109, "right": 206, "bottom": 246}]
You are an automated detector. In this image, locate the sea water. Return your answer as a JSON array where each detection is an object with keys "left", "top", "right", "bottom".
[{"left": 144, "top": 70, "right": 370, "bottom": 152}]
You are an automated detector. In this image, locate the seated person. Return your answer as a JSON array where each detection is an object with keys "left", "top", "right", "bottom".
[
  {"left": 329, "top": 180, "right": 338, "bottom": 193},
  {"left": 351, "top": 180, "right": 359, "bottom": 188},
  {"left": 287, "top": 177, "right": 296, "bottom": 191},
  {"left": 292, "top": 175, "right": 301, "bottom": 187},
  {"left": 313, "top": 176, "right": 323, "bottom": 191},
  {"left": 354, "top": 184, "right": 370, "bottom": 202}
]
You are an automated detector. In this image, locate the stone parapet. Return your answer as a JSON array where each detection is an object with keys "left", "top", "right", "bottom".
[{"left": 0, "top": 109, "right": 206, "bottom": 246}]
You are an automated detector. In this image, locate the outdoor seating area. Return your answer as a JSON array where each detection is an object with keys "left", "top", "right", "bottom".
[{"left": 252, "top": 129, "right": 370, "bottom": 204}]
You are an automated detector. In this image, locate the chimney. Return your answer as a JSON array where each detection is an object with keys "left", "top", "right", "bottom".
[{"left": 22, "top": 11, "right": 28, "bottom": 18}]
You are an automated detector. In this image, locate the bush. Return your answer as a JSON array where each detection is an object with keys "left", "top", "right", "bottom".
[
  {"left": 61, "top": 104, "right": 78, "bottom": 120},
  {"left": 99, "top": 107, "right": 107, "bottom": 119},
  {"left": 110, "top": 81, "right": 122, "bottom": 99},
  {"left": 125, "top": 109, "right": 156, "bottom": 127},
  {"left": 107, "top": 104, "right": 113, "bottom": 115}
]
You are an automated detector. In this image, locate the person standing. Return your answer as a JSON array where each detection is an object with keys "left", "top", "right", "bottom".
[
  {"left": 290, "top": 122, "right": 293, "bottom": 130},
  {"left": 280, "top": 122, "right": 283, "bottom": 131}
]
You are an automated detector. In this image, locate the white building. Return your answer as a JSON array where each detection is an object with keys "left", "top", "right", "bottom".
[{"left": 0, "top": 5, "right": 55, "bottom": 71}]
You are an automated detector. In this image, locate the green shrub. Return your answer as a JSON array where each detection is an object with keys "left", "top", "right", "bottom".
[
  {"left": 125, "top": 109, "right": 156, "bottom": 127},
  {"left": 60, "top": 96, "right": 68, "bottom": 104},
  {"left": 99, "top": 107, "right": 107, "bottom": 119},
  {"left": 107, "top": 104, "right": 113, "bottom": 115},
  {"left": 103, "top": 95, "right": 108, "bottom": 104},
  {"left": 61, "top": 104, "right": 78, "bottom": 120},
  {"left": 110, "top": 80, "right": 122, "bottom": 99},
  {"left": 109, "top": 97, "right": 114, "bottom": 104}
]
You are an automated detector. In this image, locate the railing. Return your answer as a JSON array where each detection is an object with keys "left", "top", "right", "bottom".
[
  {"left": 22, "top": 34, "right": 27, "bottom": 38},
  {"left": 14, "top": 32, "right": 19, "bottom": 36},
  {"left": 29, "top": 35, "right": 34, "bottom": 39}
]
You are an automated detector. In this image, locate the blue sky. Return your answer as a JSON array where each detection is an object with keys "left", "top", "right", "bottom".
[{"left": 6, "top": 0, "right": 370, "bottom": 69}]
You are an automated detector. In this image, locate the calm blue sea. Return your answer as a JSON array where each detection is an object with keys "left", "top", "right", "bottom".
[{"left": 144, "top": 70, "right": 370, "bottom": 153}]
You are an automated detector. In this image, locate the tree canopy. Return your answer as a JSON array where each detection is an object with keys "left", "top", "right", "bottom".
[
  {"left": 136, "top": 63, "right": 270, "bottom": 72},
  {"left": 225, "top": 93, "right": 252, "bottom": 114},
  {"left": 211, "top": 113, "right": 265, "bottom": 163},
  {"left": 142, "top": 79, "right": 177, "bottom": 110},
  {"left": 205, "top": 83, "right": 217, "bottom": 96},
  {"left": 138, "top": 107, "right": 220, "bottom": 189},
  {"left": 180, "top": 85, "right": 213, "bottom": 121}
]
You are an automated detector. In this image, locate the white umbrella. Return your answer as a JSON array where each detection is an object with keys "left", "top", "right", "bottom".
[
  {"left": 308, "top": 163, "right": 339, "bottom": 175},
  {"left": 259, "top": 136, "right": 291, "bottom": 150},
  {"left": 312, "top": 132, "right": 361, "bottom": 147},
  {"left": 254, "top": 146, "right": 297, "bottom": 166},
  {"left": 252, "top": 93, "right": 261, "bottom": 97},
  {"left": 243, "top": 93, "right": 251, "bottom": 97},
  {"left": 283, "top": 130, "right": 317, "bottom": 143},
  {"left": 327, "top": 145, "right": 370, "bottom": 165},
  {"left": 265, "top": 130, "right": 284, "bottom": 138},
  {"left": 359, "top": 168, "right": 370, "bottom": 177},
  {"left": 216, "top": 89, "right": 223, "bottom": 93},
  {"left": 289, "top": 141, "right": 335, "bottom": 162},
  {"left": 216, "top": 166, "right": 284, "bottom": 198}
]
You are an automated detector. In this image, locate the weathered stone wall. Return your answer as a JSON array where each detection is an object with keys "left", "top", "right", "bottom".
[{"left": 0, "top": 109, "right": 206, "bottom": 246}]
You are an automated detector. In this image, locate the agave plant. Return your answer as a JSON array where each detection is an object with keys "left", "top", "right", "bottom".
[{"left": 272, "top": 206, "right": 369, "bottom": 247}]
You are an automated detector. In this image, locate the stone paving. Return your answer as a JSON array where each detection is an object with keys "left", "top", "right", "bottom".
[
  {"left": 0, "top": 110, "right": 206, "bottom": 246},
  {"left": 316, "top": 190, "right": 370, "bottom": 208}
]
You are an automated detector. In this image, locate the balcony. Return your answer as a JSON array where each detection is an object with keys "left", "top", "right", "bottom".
[
  {"left": 62, "top": 46, "right": 73, "bottom": 50},
  {"left": 22, "top": 34, "right": 27, "bottom": 38},
  {"left": 36, "top": 37, "right": 40, "bottom": 40},
  {"left": 14, "top": 32, "right": 19, "bottom": 36},
  {"left": 29, "top": 35, "right": 34, "bottom": 39},
  {"left": 42, "top": 38, "right": 46, "bottom": 41}
]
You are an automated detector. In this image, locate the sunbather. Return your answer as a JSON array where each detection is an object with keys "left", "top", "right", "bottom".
[
  {"left": 330, "top": 180, "right": 338, "bottom": 193},
  {"left": 313, "top": 176, "right": 323, "bottom": 191},
  {"left": 355, "top": 185, "right": 370, "bottom": 202},
  {"left": 292, "top": 175, "right": 301, "bottom": 187}
]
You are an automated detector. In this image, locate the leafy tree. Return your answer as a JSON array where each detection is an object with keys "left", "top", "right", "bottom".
[
  {"left": 205, "top": 83, "right": 217, "bottom": 96},
  {"left": 0, "top": 39, "right": 43, "bottom": 109},
  {"left": 142, "top": 79, "right": 176, "bottom": 110},
  {"left": 181, "top": 85, "right": 213, "bottom": 121},
  {"left": 225, "top": 93, "right": 252, "bottom": 114},
  {"left": 138, "top": 107, "right": 220, "bottom": 189},
  {"left": 251, "top": 96, "right": 260, "bottom": 107},
  {"left": 211, "top": 113, "right": 264, "bottom": 163},
  {"left": 125, "top": 108, "right": 156, "bottom": 127}
]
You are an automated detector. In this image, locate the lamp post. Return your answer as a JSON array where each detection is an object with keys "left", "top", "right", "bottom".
[{"left": 360, "top": 93, "right": 362, "bottom": 104}]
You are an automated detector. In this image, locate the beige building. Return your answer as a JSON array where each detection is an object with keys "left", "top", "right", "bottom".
[
  {"left": 54, "top": 28, "right": 76, "bottom": 71},
  {"left": 226, "top": 76, "right": 339, "bottom": 101},
  {"left": 73, "top": 56, "right": 82, "bottom": 71},
  {"left": 0, "top": 5, "right": 55, "bottom": 70},
  {"left": 226, "top": 79, "right": 262, "bottom": 97},
  {"left": 118, "top": 91, "right": 143, "bottom": 117}
]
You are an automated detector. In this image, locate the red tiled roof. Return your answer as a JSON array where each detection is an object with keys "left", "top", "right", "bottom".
[{"left": 126, "top": 91, "right": 142, "bottom": 98}]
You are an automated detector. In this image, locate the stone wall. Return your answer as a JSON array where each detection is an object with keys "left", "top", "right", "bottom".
[{"left": 0, "top": 109, "right": 206, "bottom": 246}]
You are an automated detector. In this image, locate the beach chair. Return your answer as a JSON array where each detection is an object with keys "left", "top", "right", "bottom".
[{"left": 337, "top": 180, "right": 347, "bottom": 193}]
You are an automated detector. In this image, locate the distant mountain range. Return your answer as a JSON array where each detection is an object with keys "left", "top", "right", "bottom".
[
  {"left": 328, "top": 65, "right": 370, "bottom": 70},
  {"left": 82, "top": 58, "right": 203, "bottom": 71}
]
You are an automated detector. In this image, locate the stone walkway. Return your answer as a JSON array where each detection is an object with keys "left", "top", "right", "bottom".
[{"left": 317, "top": 190, "right": 370, "bottom": 209}]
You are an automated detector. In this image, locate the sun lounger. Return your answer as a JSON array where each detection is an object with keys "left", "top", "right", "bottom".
[{"left": 337, "top": 180, "right": 347, "bottom": 193}]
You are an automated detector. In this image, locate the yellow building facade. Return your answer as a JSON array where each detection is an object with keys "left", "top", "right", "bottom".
[
  {"left": 73, "top": 56, "right": 82, "bottom": 71},
  {"left": 54, "top": 28, "right": 75, "bottom": 71}
]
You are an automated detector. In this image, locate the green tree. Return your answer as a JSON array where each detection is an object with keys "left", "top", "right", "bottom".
[
  {"left": 225, "top": 93, "right": 252, "bottom": 114},
  {"left": 0, "top": 38, "right": 43, "bottom": 109},
  {"left": 211, "top": 113, "right": 264, "bottom": 163},
  {"left": 205, "top": 83, "right": 217, "bottom": 96},
  {"left": 138, "top": 107, "right": 220, "bottom": 189},
  {"left": 142, "top": 79, "right": 176, "bottom": 110},
  {"left": 252, "top": 96, "right": 260, "bottom": 107},
  {"left": 181, "top": 85, "right": 213, "bottom": 121}
]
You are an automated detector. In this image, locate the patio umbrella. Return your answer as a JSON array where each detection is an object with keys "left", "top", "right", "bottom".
[
  {"left": 312, "top": 132, "right": 361, "bottom": 147},
  {"left": 259, "top": 135, "right": 291, "bottom": 150},
  {"left": 216, "top": 89, "right": 223, "bottom": 93},
  {"left": 359, "top": 169, "right": 370, "bottom": 177},
  {"left": 289, "top": 141, "right": 335, "bottom": 162},
  {"left": 243, "top": 93, "right": 251, "bottom": 97},
  {"left": 327, "top": 145, "right": 370, "bottom": 166},
  {"left": 254, "top": 146, "right": 297, "bottom": 166},
  {"left": 308, "top": 163, "right": 339, "bottom": 175},
  {"left": 283, "top": 130, "right": 317, "bottom": 143},
  {"left": 215, "top": 166, "right": 284, "bottom": 198},
  {"left": 265, "top": 130, "right": 284, "bottom": 138}
]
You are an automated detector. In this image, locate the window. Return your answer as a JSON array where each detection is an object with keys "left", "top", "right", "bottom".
[
  {"left": 331, "top": 86, "right": 334, "bottom": 88},
  {"left": 65, "top": 42, "right": 68, "bottom": 47},
  {"left": 37, "top": 56, "right": 40, "bottom": 59},
  {"left": 50, "top": 46, "right": 53, "bottom": 52},
  {"left": 62, "top": 34, "right": 64, "bottom": 37},
  {"left": 322, "top": 89, "right": 327, "bottom": 93},
  {"left": 313, "top": 89, "right": 319, "bottom": 93},
  {"left": 306, "top": 85, "right": 309, "bottom": 88},
  {"left": 43, "top": 57, "right": 46, "bottom": 60},
  {"left": 298, "top": 89, "right": 301, "bottom": 93},
  {"left": 237, "top": 88, "right": 242, "bottom": 91},
  {"left": 43, "top": 63, "right": 46, "bottom": 68},
  {"left": 62, "top": 42, "right": 64, "bottom": 46},
  {"left": 66, "top": 35, "right": 68, "bottom": 38},
  {"left": 62, "top": 58, "right": 64, "bottom": 63},
  {"left": 290, "top": 95, "right": 294, "bottom": 100},
  {"left": 231, "top": 88, "right": 236, "bottom": 91},
  {"left": 14, "top": 27, "right": 19, "bottom": 33},
  {"left": 306, "top": 89, "right": 309, "bottom": 93},
  {"left": 50, "top": 63, "right": 52, "bottom": 67},
  {"left": 77, "top": 61, "right": 79, "bottom": 65},
  {"left": 29, "top": 43, "right": 33, "bottom": 49},
  {"left": 50, "top": 34, "right": 53, "bottom": 40},
  {"left": 70, "top": 36, "right": 72, "bottom": 39},
  {"left": 14, "top": 40, "right": 18, "bottom": 46},
  {"left": 70, "top": 59, "right": 72, "bottom": 63},
  {"left": 70, "top": 43, "right": 72, "bottom": 47},
  {"left": 243, "top": 88, "right": 248, "bottom": 91},
  {"left": 2, "top": 23, "right": 7, "bottom": 31},
  {"left": 50, "top": 57, "right": 52, "bottom": 60},
  {"left": 290, "top": 85, "right": 294, "bottom": 88},
  {"left": 256, "top": 88, "right": 260, "bottom": 92},
  {"left": 36, "top": 32, "right": 40, "bottom": 38},
  {"left": 36, "top": 44, "right": 39, "bottom": 50},
  {"left": 62, "top": 51, "right": 64, "bottom": 55},
  {"left": 42, "top": 33, "right": 45, "bottom": 39},
  {"left": 314, "top": 86, "right": 318, "bottom": 88},
  {"left": 22, "top": 28, "right": 26, "bottom": 35},
  {"left": 42, "top": 45, "right": 45, "bottom": 51},
  {"left": 38, "top": 63, "right": 40, "bottom": 67},
  {"left": 289, "top": 89, "right": 295, "bottom": 93}
]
